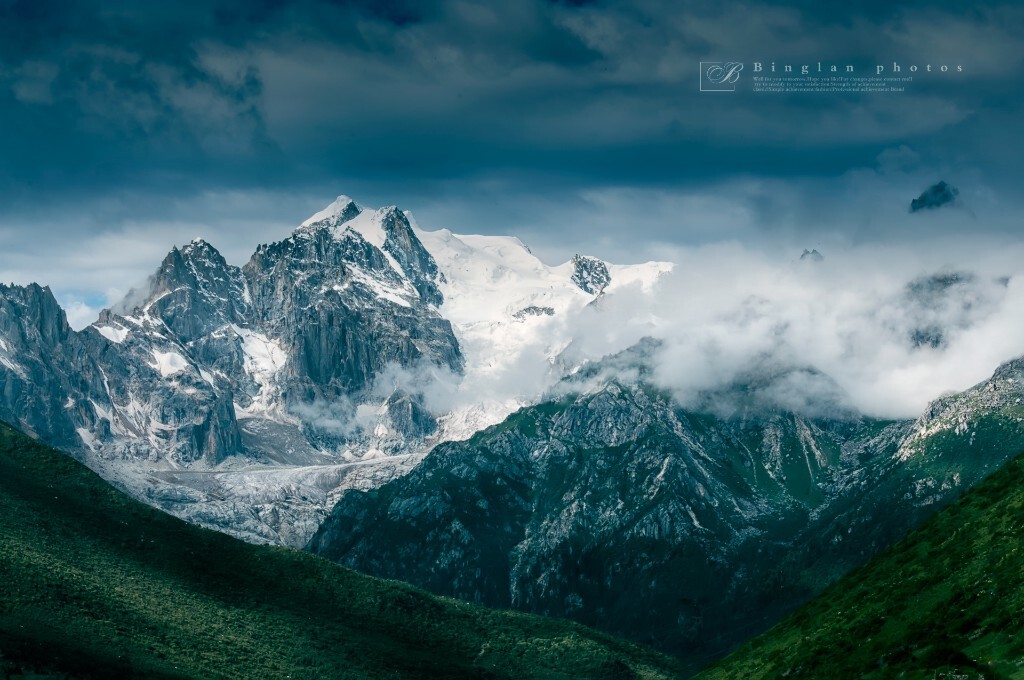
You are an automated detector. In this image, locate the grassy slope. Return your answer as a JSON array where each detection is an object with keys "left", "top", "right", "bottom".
[
  {"left": 0, "top": 422, "right": 681, "bottom": 679},
  {"left": 699, "top": 450, "right": 1024, "bottom": 680}
]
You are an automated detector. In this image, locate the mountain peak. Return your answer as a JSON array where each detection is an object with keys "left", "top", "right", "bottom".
[
  {"left": 163, "top": 238, "right": 230, "bottom": 271},
  {"left": 910, "top": 180, "right": 958, "bottom": 212},
  {"left": 301, "top": 195, "right": 362, "bottom": 228},
  {"left": 181, "top": 238, "right": 221, "bottom": 257}
]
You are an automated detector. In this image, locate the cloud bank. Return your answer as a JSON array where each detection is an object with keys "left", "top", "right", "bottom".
[{"left": 495, "top": 239, "right": 1024, "bottom": 420}]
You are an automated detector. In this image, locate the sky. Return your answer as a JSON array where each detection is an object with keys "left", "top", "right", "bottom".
[{"left": 0, "top": 0, "right": 1022, "bottom": 328}]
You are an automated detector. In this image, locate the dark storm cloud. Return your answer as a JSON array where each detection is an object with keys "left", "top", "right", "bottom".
[
  {"left": 0, "top": 0, "right": 1022, "bottom": 324},
  {"left": 0, "top": 0, "right": 610, "bottom": 197},
  {"left": 2, "top": 0, "right": 1019, "bottom": 196}
]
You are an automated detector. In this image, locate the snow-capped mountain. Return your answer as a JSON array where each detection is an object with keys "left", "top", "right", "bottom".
[
  {"left": 0, "top": 195, "right": 670, "bottom": 545},
  {"left": 4, "top": 194, "right": 1024, "bottom": 669},
  {"left": 417, "top": 221, "right": 670, "bottom": 439}
]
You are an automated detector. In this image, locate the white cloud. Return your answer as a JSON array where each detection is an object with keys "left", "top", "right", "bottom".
[
  {"left": 549, "top": 239, "right": 1024, "bottom": 419},
  {"left": 60, "top": 299, "right": 104, "bottom": 331}
]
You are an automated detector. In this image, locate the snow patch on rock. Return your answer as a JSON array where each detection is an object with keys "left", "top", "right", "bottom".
[
  {"left": 150, "top": 350, "right": 188, "bottom": 377},
  {"left": 96, "top": 324, "right": 130, "bottom": 344}
]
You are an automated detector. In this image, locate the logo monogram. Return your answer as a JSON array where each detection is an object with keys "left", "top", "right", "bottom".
[{"left": 700, "top": 62, "right": 743, "bottom": 91}]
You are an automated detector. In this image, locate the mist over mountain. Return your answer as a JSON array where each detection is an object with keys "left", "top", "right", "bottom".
[
  {"left": 0, "top": 1, "right": 1021, "bottom": 676},
  {"left": 3, "top": 194, "right": 1024, "bottom": 674},
  {"left": 310, "top": 336, "right": 1024, "bottom": 669},
  {"left": 2, "top": 197, "right": 1023, "bottom": 515}
]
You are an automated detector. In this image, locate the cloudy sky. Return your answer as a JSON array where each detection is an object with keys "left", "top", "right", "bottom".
[{"left": 0, "top": 0, "right": 1022, "bottom": 326}]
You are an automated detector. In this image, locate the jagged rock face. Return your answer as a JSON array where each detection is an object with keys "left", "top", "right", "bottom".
[
  {"left": 0, "top": 282, "right": 240, "bottom": 466},
  {"left": 142, "top": 240, "right": 251, "bottom": 343},
  {"left": 376, "top": 207, "right": 445, "bottom": 306},
  {"left": 0, "top": 283, "right": 106, "bottom": 447},
  {"left": 570, "top": 255, "right": 611, "bottom": 295},
  {"left": 0, "top": 199, "right": 463, "bottom": 477},
  {"left": 308, "top": 351, "right": 1024, "bottom": 670},
  {"left": 242, "top": 216, "right": 461, "bottom": 402}
]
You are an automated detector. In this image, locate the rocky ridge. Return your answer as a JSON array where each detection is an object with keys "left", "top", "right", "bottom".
[{"left": 309, "top": 344, "right": 1024, "bottom": 670}]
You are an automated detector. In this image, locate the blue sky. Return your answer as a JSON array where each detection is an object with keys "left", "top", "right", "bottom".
[{"left": 0, "top": 0, "right": 1021, "bottom": 325}]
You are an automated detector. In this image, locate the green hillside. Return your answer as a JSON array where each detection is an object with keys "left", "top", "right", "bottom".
[
  {"left": 699, "top": 449, "right": 1024, "bottom": 679},
  {"left": 0, "top": 421, "right": 681, "bottom": 679}
]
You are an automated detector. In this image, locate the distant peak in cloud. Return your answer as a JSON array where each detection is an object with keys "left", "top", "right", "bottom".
[
  {"left": 800, "top": 248, "right": 824, "bottom": 262},
  {"left": 910, "top": 181, "right": 959, "bottom": 213}
]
